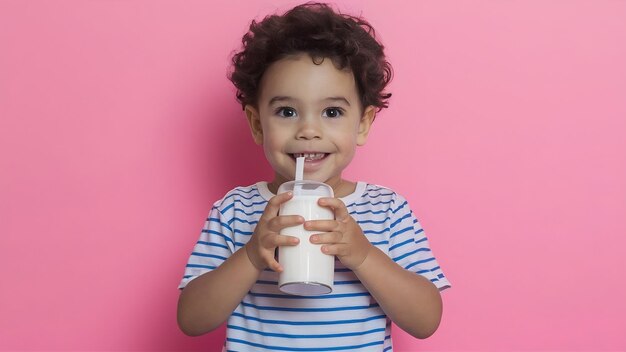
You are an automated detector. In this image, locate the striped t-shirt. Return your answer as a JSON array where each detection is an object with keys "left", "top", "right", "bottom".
[{"left": 179, "top": 181, "right": 450, "bottom": 351}]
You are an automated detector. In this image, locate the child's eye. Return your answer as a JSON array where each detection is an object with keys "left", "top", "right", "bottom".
[
  {"left": 275, "top": 107, "right": 297, "bottom": 118},
  {"left": 322, "top": 107, "right": 344, "bottom": 118}
]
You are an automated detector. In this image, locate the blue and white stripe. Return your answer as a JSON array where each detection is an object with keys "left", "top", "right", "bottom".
[{"left": 179, "top": 181, "right": 450, "bottom": 351}]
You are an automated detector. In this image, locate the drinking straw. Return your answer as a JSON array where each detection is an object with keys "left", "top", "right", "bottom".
[{"left": 294, "top": 156, "right": 304, "bottom": 195}]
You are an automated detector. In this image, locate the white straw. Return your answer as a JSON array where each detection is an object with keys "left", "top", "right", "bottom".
[
  {"left": 294, "top": 156, "right": 304, "bottom": 195},
  {"left": 295, "top": 156, "right": 304, "bottom": 181}
]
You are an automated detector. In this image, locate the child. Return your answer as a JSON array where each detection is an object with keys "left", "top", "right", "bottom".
[{"left": 177, "top": 3, "right": 450, "bottom": 351}]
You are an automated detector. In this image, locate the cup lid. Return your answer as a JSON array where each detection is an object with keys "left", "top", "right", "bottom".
[{"left": 277, "top": 180, "right": 334, "bottom": 197}]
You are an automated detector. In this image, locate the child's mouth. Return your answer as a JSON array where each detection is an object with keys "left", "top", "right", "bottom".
[{"left": 290, "top": 153, "right": 329, "bottom": 162}]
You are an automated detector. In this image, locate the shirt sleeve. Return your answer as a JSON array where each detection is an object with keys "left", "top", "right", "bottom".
[
  {"left": 178, "top": 202, "right": 236, "bottom": 289},
  {"left": 387, "top": 194, "right": 451, "bottom": 291}
]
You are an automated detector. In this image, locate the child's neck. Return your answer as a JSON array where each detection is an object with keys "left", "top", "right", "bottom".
[{"left": 325, "top": 178, "right": 357, "bottom": 198}]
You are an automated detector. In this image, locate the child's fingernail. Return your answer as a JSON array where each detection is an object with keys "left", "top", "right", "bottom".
[
  {"left": 310, "top": 235, "right": 318, "bottom": 243},
  {"left": 292, "top": 237, "right": 299, "bottom": 244}
]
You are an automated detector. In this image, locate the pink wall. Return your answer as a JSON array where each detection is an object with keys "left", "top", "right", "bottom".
[{"left": 1, "top": 1, "right": 625, "bottom": 350}]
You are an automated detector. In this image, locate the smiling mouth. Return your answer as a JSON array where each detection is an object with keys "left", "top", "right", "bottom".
[{"left": 290, "top": 153, "right": 329, "bottom": 161}]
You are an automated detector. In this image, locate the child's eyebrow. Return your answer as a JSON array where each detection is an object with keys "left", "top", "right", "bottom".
[
  {"left": 267, "top": 96, "right": 351, "bottom": 106},
  {"left": 268, "top": 96, "right": 295, "bottom": 105},
  {"left": 323, "top": 97, "right": 351, "bottom": 106}
]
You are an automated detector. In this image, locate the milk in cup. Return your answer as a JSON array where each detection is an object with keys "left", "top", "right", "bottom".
[{"left": 278, "top": 180, "right": 335, "bottom": 295}]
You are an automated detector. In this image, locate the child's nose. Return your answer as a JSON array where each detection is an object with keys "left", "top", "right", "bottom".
[{"left": 295, "top": 117, "right": 322, "bottom": 140}]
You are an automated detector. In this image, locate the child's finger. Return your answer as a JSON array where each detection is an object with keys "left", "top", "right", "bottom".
[
  {"left": 263, "top": 247, "right": 286, "bottom": 272},
  {"left": 318, "top": 197, "right": 351, "bottom": 221},
  {"left": 303, "top": 219, "right": 338, "bottom": 232},
  {"left": 267, "top": 233, "right": 300, "bottom": 247},
  {"left": 268, "top": 214, "right": 305, "bottom": 232},
  {"left": 263, "top": 191, "right": 294, "bottom": 217},
  {"left": 310, "top": 231, "right": 343, "bottom": 244},
  {"left": 267, "top": 257, "right": 283, "bottom": 272},
  {"left": 320, "top": 243, "right": 348, "bottom": 256}
]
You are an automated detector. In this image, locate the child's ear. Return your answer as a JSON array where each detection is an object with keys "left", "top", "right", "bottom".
[
  {"left": 356, "top": 105, "right": 376, "bottom": 146},
  {"left": 245, "top": 105, "right": 263, "bottom": 145}
]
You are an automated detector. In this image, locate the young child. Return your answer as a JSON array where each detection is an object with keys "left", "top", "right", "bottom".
[{"left": 177, "top": 3, "right": 450, "bottom": 351}]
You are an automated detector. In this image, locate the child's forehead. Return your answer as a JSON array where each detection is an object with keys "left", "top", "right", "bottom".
[
  {"left": 265, "top": 53, "right": 353, "bottom": 76},
  {"left": 259, "top": 54, "right": 359, "bottom": 103}
]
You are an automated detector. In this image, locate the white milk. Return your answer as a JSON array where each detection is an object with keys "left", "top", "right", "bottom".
[{"left": 278, "top": 195, "right": 335, "bottom": 295}]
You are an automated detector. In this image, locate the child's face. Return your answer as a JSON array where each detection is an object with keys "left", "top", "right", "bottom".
[{"left": 245, "top": 53, "right": 376, "bottom": 195}]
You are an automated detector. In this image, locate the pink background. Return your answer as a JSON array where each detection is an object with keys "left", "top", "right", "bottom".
[{"left": 1, "top": 1, "right": 625, "bottom": 350}]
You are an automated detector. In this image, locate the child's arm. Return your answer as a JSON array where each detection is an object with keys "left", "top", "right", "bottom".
[
  {"left": 307, "top": 197, "right": 443, "bottom": 339},
  {"left": 353, "top": 244, "right": 443, "bottom": 339},
  {"left": 177, "top": 191, "right": 303, "bottom": 336}
]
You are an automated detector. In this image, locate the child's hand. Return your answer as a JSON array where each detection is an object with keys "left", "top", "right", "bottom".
[
  {"left": 305, "top": 197, "right": 373, "bottom": 271},
  {"left": 245, "top": 191, "right": 304, "bottom": 272}
]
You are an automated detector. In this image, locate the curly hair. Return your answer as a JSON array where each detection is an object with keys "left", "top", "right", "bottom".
[{"left": 228, "top": 2, "right": 392, "bottom": 113}]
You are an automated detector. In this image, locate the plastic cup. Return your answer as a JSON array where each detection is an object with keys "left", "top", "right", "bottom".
[{"left": 277, "top": 180, "right": 335, "bottom": 295}]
